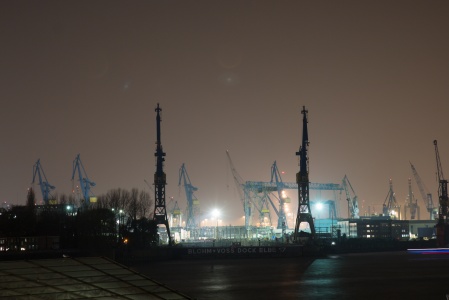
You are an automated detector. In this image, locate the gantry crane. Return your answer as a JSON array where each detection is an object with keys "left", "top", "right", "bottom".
[
  {"left": 341, "top": 175, "right": 359, "bottom": 219},
  {"left": 243, "top": 180, "right": 342, "bottom": 227},
  {"left": 404, "top": 178, "right": 419, "bottom": 220},
  {"left": 32, "top": 159, "right": 56, "bottom": 205},
  {"left": 178, "top": 163, "right": 200, "bottom": 230},
  {"left": 294, "top": 106, "right": 316, "bottom": 242},
  {"left": 383, "top": 179, "right": 401, "bottom": 219},
  {"left": 153, "top": 103, "right": 172, "bottom": 245},
  {"left": 410, "top": 162, "right": 435, "bottom": 220},
  {"left": 434, "top": 140, "right": 449, "bottom": 246},
  {"left": 71, "top": 154, "right": 96, "bottom": 207}
]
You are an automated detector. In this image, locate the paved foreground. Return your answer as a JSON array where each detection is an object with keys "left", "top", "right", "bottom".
[{"left": 133, "top": 251, "right": 449, "bottom": 299}]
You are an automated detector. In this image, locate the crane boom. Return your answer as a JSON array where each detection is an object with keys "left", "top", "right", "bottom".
[
  {"left": 32, "top": 159, "right": 55, "bottom": 205},
  {"left": 342, "top": 175, "right": 359, "bottom": 219},
  {"left": 178, "top": 163, "right": 199, "bottom": 230},
  {"left": 410, "top": 162, "right": 434, "bottom": 220},
  {"left": 270, "top": 161, "right": 288, "bottom": 229},
  {"left": 226, "top": 150, "right": 252, "bottom": 231},
  {"left": 71, "top": 154, "right": 96, "bottom": 207},
  {"left": 434, "top": 140, "right": 449, "bottom": 246}
]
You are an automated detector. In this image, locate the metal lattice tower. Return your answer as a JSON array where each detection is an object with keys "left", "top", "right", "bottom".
[
  {"left": 293, "top": 106, "right": 316, "bottom": 241},
  {"left": 153, "top": 103, "right": 172, "bottom": 245}
]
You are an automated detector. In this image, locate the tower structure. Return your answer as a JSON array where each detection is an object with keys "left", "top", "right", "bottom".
[
  {"left": 153, "top": 103, "right": 172, "bottom": 245},
  {"left": 383, "top": 179, "right": 401, "bottom": 219},
  {"left": 434, "top": 140, "right": 449, "bottom": 246},
  {"left": 293, "top": 106, "right": 316, "bottom": 242}
]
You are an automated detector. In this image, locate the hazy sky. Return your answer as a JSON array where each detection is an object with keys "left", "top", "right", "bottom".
[{"left": 1, "top": 1, "right": 449, "bottom": 225}]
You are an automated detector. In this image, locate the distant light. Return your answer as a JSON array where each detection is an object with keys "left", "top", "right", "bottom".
[
  {"left": 212, "top": 209, "right": 220, "bottom": 218},
  {"left": 316, "top": 202, "right": 323, "bottom": 210}
]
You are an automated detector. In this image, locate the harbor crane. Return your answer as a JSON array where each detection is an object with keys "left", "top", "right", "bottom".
[
  {"left": 32, "top": 159, "right": 55, "bottom": 205},
  {"left": 293, "top": 106, "right": 316, "bottom": 242},
  {"left": 410, "top": 162, "right": 435, "bottom": 220},
  {"left": 71, "top": 154, "right": 96, "bottom": 207},
  {"left": 341, "top": 175, "right": 359, "bottom": 219},
  {"left": 226, "top": 150, "right": 253, "bottom": 233},
  {"left": 434, "top": 140, "right": 449, "bottom": 246},
  {"left": 178, "top": 163, "right": 200, "bottom": 230},
  {"left": 383, "top": 179, "right": 401, "bottom": 219},
  {"left": 152, "top": 104, "right": 172, "bottom": 245},
  {"left": 270, "top": 161, "right": 289, "bottom": 229},
  {"left": 404, "top": 178, "right": 419, "bottom": 220}
]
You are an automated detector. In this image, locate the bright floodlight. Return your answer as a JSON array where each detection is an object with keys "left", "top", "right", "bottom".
[
  {"left": 316, "top": 202, "right": 323, "bottom": 210},
  {"left": 212, "top": 209, "right": 220, "bottom": 218}
]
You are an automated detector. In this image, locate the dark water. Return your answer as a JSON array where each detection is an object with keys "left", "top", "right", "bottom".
[{"left": 132, "top": 251, "right": 449, "bottom": 299}]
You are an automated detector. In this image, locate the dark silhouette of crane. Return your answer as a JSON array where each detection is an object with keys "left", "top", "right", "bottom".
[
  {"left": 434, "top": 140, "right": 449, "bottom": 246},
  {"left": 152, "top": 104, "right": 172, "bottom": 245},
  {"left": 32, "top": 159, "right": 55, "bottom": 205},
  {"left": 178, "top": 163, "right": 199, "bottom": 231},
  {"left": 293, "top": 106, "right": 316, "bottom": 242},
  {"left": 71, "top": 154, "right": 96, "bottom": 207},
  {"left": 410, "top": 162, "right": 435, "bottom": 220}
]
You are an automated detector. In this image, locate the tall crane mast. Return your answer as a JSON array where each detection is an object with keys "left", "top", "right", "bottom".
[
  {"left": 404, "top": 178, "right": 419, "bottom": 220},
  {"left": 342, "top": 175, "right": 359, "bottom": 219},
  {"left": 410, "top": 162, "right": 435, "bottom": 220},
  {"left": 383, "top": 179, "right": 400, "bottom": 219},
  {"left": 270, "top": 161, "right": 288, "bottom": 229},
  {"left": 293, "top": 106, "right": 316, "bottom": 242},
  {"left": 434, "top": 140, "right": 449, "bottom": 246},
  {"left": 178, "top": 163, "right": 199, "bottom": 231},
  {"left": 32, "top": 159, "right": 55, "bottom": 205},
  {"left": 153, "top": 103, "right": 172, "bottom": 245},
  {"left": 71, "top": 154, "right": 96, "bottom": 207}
]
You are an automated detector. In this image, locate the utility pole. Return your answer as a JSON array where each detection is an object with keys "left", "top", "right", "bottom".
[
  {"left": 293, "top": 106, "right": 316, "bottom": 242},
  {"left": 153, "top": 103, "right": 172, "bottom": 245}
]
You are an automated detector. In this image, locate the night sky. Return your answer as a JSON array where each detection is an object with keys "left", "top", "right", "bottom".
[{"left": 1, "top": 1, "right": 449, "bottom": 225}]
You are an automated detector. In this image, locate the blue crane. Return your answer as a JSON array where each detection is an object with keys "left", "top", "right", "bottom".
[
  {"left": 270, "top": 161, "right": 289, "bottom": 229},
  {"left": 342, "top": 175, "right": 359, "bottom": 219},
  {"left": 178, "top": 163, "right": 199, "bottom": 230},
  {"left": 32, "top": 159, "right": 55, "bottom": 205},
  {"left": 410, "top": 162, "right": 435, "bottom": 220},
  {"left": 71, "top": 154, "right": 96, "bottom": 207},
  {"left": 226, "top": 150, "right": 253, "bottom": 233}
]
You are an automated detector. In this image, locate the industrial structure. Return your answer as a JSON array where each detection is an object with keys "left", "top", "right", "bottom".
[
  {"left": 342, "top": 175, "right": 359, "bottom": 219},
  {"left": 293, "top": 106, "right": 316, "bottom": 242},
  {"left": 71, "top": 154, "right": 96, "bottom": 207},
  {"left": 434, "top": 140, "right": 449, "bottom": 246},
  {"left": 32, "top": 159, "right": 56, "bottom": 205},
  {"left": 404, "top": 178, "right": 419, "bottom": 220},
  {"left": 383, "top": 179, "right": 401, "bottom": 219},
  {"left": 178, "top": 163, "right": 200, "bottom": 231},
  {"left": 152, "top": 103, "right": 172, "bottom": 245},
  {"left": 410, "top": 162, "right": 436, "bottom": 220}
]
